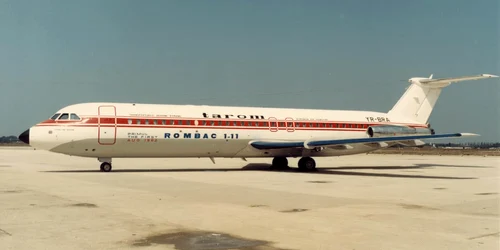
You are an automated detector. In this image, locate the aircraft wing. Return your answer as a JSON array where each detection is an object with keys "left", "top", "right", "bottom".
[
  {"left": 419, "top": 74, "right": 498, "bottom": 85},
  {"left": 249, "top": 133, "right": 478, "bottom": 150}
]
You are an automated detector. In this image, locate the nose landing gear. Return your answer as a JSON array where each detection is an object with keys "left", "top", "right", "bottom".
[
  {"left": 98, "top": 158, "right": 112, "bottom": 172},
  {"left": 100, "top": 162, "right": 112, "bottom": 172}
]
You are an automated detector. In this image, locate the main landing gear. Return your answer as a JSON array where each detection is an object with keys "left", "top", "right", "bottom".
[
  {"left": 271, "top": 156, "right": 317, "bottom": 172},
  {"left": 297, "top": 157, "right": 316, "bottom": 171},
  {"left": 98, "top": 158, "right": 112, "bottom": 172},
  {"left": 271, "top": 157, "right": 289, "bottom": 170}
]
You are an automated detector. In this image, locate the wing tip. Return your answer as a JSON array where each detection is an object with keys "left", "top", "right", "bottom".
[
  {"left": 459, "top": 133, "right": 480, "bottom": 137},
  {"left": 481, "top": 74, "right": 499, "bottom": 78}
]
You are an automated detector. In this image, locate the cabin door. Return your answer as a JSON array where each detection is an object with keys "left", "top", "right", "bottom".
[
  {"left": 268, "top": 117, "right": 278, "bottom": 132},
  {"left": 98, "top": 105, "right": 117, "bottom": 145},
  {"left": 285, "top": 117, "right": 295, "bottom": 132}
]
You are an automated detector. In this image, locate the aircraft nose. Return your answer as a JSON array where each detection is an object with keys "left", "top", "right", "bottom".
[{"left": 18, "top": 129, "right": 30, "bottom": 145}]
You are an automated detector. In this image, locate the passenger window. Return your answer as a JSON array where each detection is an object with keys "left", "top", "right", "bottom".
[
  {"left": 70, "top": 114, "right": 80, "bottom": 120},
  {"left": 128, "top": 119, "right": 132, "bottom": 124},
  {"left": 50, "top": 113, "right": 61, "bottom": 120},
  {"left": 58, "top": 113, "right": 69, "bottom": 120}
]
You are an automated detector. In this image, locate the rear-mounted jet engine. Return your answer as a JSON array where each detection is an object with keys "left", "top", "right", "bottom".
[{"left": 367, "top": 125, "right": 435, "bottom": 138}]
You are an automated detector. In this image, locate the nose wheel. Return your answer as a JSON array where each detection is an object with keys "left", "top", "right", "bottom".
[
  {"left": 100, "top": 162, "right": 112, "bottom": 172},
  {"left": 98, "top": 158, "right": 113, "bottom": 172}
]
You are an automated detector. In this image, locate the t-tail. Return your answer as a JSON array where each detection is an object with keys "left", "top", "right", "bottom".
[{"left": 387, "top": 73, "right": 498, "bottom": 124}]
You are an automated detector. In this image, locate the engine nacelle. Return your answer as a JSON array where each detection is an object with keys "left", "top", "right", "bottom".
[{"left": 367, "top": 125, "right": 434, "bottom": 138}]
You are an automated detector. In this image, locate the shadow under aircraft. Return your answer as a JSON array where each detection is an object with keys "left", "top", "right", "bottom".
[{"left": 43, "top": 162, "right": 482, "bottom": 180}]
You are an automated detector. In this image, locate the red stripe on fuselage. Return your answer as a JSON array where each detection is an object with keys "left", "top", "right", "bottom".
[
  {"left": 35, "top": 124, "right": 368, "bottom": 132},
  {"left": 36, "top": 116, "right": 428, "bottom": 132}
]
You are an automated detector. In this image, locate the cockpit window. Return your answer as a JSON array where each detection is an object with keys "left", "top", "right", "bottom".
[
  {"left": 50, "top": 113, "right": 61, "bottom": 120},
  {"left": 55, "top": 113, "right": 80, "bottom": 120},
  {"left": 58, "top": 113, "right": 69, "bottom": 120}
]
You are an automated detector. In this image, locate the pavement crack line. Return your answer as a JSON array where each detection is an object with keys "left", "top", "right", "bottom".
[
  {"left": 0, "top": 228, "right": 12, "bottom": 236},
  {"left": 468, "top": 231, "right": 500, "bottom": 240}
]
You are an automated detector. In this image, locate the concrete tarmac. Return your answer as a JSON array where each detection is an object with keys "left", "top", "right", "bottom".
[{"left": 0, "top": 147, "right": 498, "bottom": 250}]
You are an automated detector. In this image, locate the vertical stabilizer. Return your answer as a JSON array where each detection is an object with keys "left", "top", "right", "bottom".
[{"left": 387, "top": 74, "right": 498, "bottom": 124}]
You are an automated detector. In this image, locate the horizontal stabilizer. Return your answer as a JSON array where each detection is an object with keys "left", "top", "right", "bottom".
[
  {"left": 249, "top": 133, "right": 478, "bottom": 150},
  {"left": 419, "top": 74, "right": 498, "bottom": 85}
]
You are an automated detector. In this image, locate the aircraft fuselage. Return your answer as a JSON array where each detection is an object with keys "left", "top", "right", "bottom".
[{"left": 27, "top": 102, "right": 426, "bottom": 158}]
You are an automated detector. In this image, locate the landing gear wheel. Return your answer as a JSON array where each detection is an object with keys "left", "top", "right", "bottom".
[
  {"left": 100, "top": 162, "right": 112, "bottom": 172},
  {"left": 271, "top": 157, "right": 288, "bottom": 170},
  {"left": 298, "top": 157, "right": 316, "bottom": 172}
]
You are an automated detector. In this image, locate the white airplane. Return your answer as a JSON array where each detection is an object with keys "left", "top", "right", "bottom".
[{"left": 18, "top": 73, "right": 498, "bottom": 172}]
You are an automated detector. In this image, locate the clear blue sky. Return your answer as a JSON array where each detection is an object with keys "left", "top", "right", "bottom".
[{"left": 1, "top": 0, "right": 498, "bottom": 142}]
